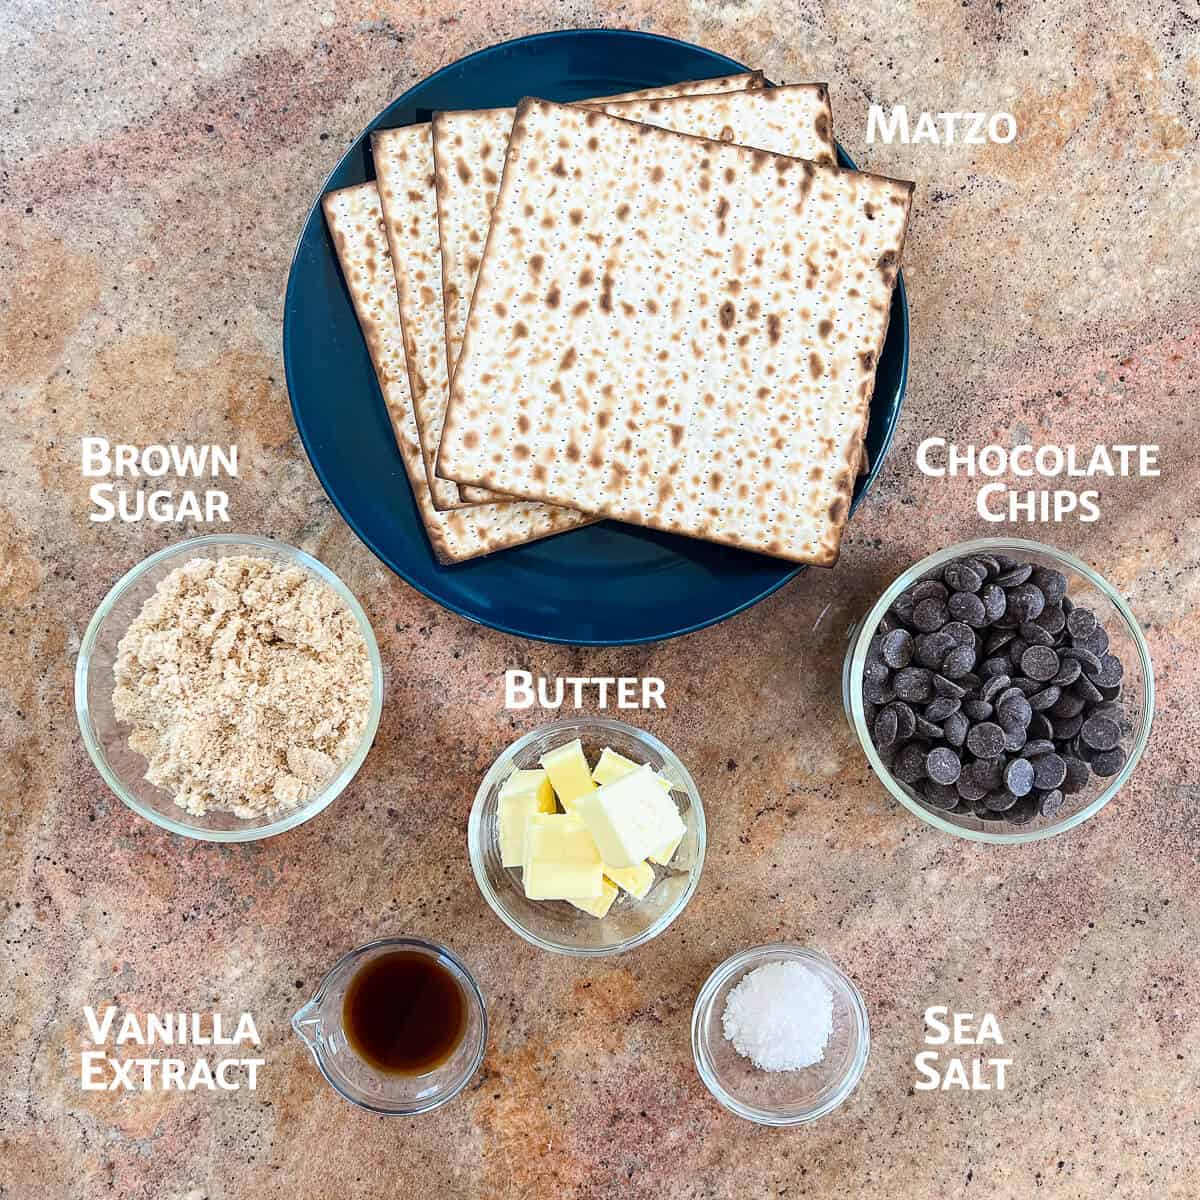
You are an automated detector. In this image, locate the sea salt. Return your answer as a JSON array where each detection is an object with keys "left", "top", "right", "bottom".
[{"left": 721, "top": 960, "right": 834, "bottom": 1071}]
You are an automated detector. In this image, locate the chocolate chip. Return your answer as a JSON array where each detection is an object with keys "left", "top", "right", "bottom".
[
  {"left": 985, "top": 788, "right": 1019, "bottom": 812},
  {"left": 1002, "top": 723, "right": 1028, "bottom": 752},
  {"left": 1019, "top": 621, "right": 1055, "bottom": 648},
  {"left": 1007, "top": 795, "right": 1039, "bottom": 824},
  {"left": 956, "top": 773, "right": 989, "bottom": 802},
  {"left": 1051, "top": 657, "right": 1082, "bottom": 686},
  {"left": 1032, "top": 753, "right": 1067, "bottom": 790},
  {"left": 1022, "top": 739, "right": 1056, "bottom": 757},
  {"left": 1094, "top": 653, "right": 1124, "bottom": 689},
  {"left": 1072, "top": 673, "right": 1103, "bottom": 705},
  {"left": 1007, "top": 583, "right": 1045, "bottom": 621},
  {"left": 894, "top": 667, "right": 934, "bottom": 703},
  {"left": 1020, "top": 645, "right": 1060, "bottom": 682},
  {"left": 892, "top": 592, "right": 915, "bottom": 624},
  {"left": 943, "top": 710, "right": 969, "bottom": 748},
  {"left": 963, "top": 699, "right": 994, "bottom": 721},
  {"left": 1028, "top": 685, "right": 1061, "bottom": 711},
  {"left": 1080, "top": 714, "right": 1120, "bottom": 752},
  {"left": 1029, "top": 713, "right": 1054, "bottom": 739},
  {"left": 893, "top": 742, "right": 927, "bottom": 783},
  {"left": 984, "top": 628, "right": 1016, "bottom": 655},
  {"left": 944, "top": 560, "right": 984, "bottom": 593},
  {"left": 865, "top": 659, "right": 889, "bottom": 685},
  {"left": 1051, "top": 713, "right": 1084, "bottom": 740},
  {"left": 1004, "top": 757, "right": 1035, "bottom": 797},
  {"left": 889, "top": 702, "right": 917, "bottom": 741},
  {"left": 1031, "top": 567, "right": 1067, "bottom": 603},
  {"left": 941, "top": 620, "right": 976, "bottom": 647},
  {"left": 1034, "top": 604, "right": 1067, "bottom": 636},
  {"left": 921, "top": 780, "right": 961, "bottom": 809},
  {"left": 913, "top": 579, "right": 949, "bottom": 603},
  {"left": 948, "top": 591, "right": 987, "bottom": 627},
  {"left": 1066, "top": 607, "right": 1096, "bottom": 639},
  {"left": 1089, "top": 746, "right": 1127, "bottom": 777},
  {"left": 925, "top": 696, "right": 962, "bottom": 723},
  {"left": 1061, "top": 755, "right": 1090, "bottom": 793},
  {"left": 980, "top": 584, "right": 1007, "bottom": 623},
  {"left": 967, "top": 758, "right": 1003, "bottom": 790},
  {"left": 966, "top": 721, "right": 1006, "bottom": 759},
  {"left": 933, "top": 674, "right": 968, "bottom": 699},
  {"left": 1050, "top": 690, "right": 1086, "bottom": 719},
  {"left": 997, "top": 695, "right": 1033, "bottom": 728},
  {"left": 880, "top": 628, "right": 914, "bottom": 668},
  {"left": 916, "top": 630, "right": 957, "bottom": 668},
  {"left": 873, "top": 706, "right": 899, "bottom": 749},
  {"left": 1037, "top": 788, "right": 1065, "bottom": 818},
  {"left": 926, "top": 747, "right": 962, "bottom": 785},
  {"left": 995, "top": 564, "right": 1033, "bottom": 587},
  {"left": 941, "top": 644, "right": 977, "bottom": 679},
  {"left": 1077, "top": 625, "right": 1110, "bottom": 656},
  {"left": 915, "top": 715, "right": 945, "bottom": 739},
  {"left": 1061, "top": 646, "right": 1103, "bottom": 675},
  {"left": 981, "top": 674, "right": 1012, "bottom": 703},
  {"left": 913, "top": 597, "right": 949, "bottom": 632},
  {"left": 864, "top": 676, "right": 897, "bottom": 705},
  {"left": 980, "top": 656, "right": 1012, "bottom": 680}
]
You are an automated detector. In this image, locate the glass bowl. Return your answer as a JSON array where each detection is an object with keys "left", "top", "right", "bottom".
[
  {"left": 468, "top": 717, "right": 705, "bottom": 956},
  {"left": 74, "top": 533, "right": 383, "bottom": 842},
  {"left": 291, "top": 936, "right": 487, "bottom": 1116},
  {"left": 843, "top": 536, "right": 1153, "bottom": 843},
  {"left": 692, "top": 944, "right": 869, "bottom": 1125}
]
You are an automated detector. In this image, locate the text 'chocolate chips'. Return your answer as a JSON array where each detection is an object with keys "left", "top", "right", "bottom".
[{"left": 865, "top": 552, "right": 1134, "bottom": 827}]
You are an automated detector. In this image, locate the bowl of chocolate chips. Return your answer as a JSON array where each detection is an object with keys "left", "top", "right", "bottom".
[{"left": 843, "top": 538, "right": 1154, "bottom": 842}]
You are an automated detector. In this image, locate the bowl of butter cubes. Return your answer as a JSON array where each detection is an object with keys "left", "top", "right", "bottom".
[{"left": 468, "top": 718, "right": 706, "bottom": 955}]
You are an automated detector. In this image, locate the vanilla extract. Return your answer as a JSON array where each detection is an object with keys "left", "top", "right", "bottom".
[{"left": 342, "top": 951, "right": 466, "bottom": 1075}]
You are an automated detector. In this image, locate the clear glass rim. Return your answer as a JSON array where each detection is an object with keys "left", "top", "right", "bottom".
[
  {"left": 847, "top": 536, "right": 1155, "bottom": 844},
  {"left": 691, "top": 943, "right": 871, "bottom": 1126},
  {"left": 295, "top": 936, "right": 488, "bottom": 1117},
  {"left": 467, "top": 716, "right": 707, "bottom": 957},
  {"left": 73, "top": 533, "right": 384, "bottom": 843}
]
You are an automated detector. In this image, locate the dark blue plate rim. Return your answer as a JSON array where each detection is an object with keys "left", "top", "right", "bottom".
[{"left": 284, "top": 28, "right": 909, "bottom": 644}]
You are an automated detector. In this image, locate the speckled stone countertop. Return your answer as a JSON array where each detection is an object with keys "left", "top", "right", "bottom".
[{"left": 2, "top": 2, "right": 1198, "bottom": 1198}]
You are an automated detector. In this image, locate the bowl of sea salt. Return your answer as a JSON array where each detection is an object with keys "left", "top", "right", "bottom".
[{"left": 691, "top": 945, "right": 869, "bottom": 1125}]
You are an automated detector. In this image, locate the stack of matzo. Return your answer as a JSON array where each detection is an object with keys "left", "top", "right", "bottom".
[{"left": 325, "top": 72, "right": 912, "bottom": 565}]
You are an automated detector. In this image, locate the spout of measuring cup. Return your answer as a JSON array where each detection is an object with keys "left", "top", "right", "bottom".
[{"left": 290, "top": 999, "right": 323, "bottom": 1051}]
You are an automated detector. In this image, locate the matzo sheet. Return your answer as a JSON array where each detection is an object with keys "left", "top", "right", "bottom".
[
  {"left": 322, "top": 182, "right": 592, "bottom": 563},
  {"left": 438, "top": 99, "right": 912, "bottom": 565},
  {"left": 431, "top": 72, "right": 765, "bottom": 503}
]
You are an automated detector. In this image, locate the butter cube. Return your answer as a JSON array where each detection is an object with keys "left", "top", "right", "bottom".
[
  {"left": 574, "top": 764, "right": 686, "bottom": 870},
  {"left": 522, "top": 812, "right": 603, "bottom": 899},
  {"left": 592, "top": 747, "right": 674, "bottom": 795},
  {"left": 498, "top": 768, "right": 556, "bottom": 868},
  {"left": 649, "top": 830, "right": 684, "bottom": 867},
  {"left": 540, "top": 739, "right": 597, "bottom": 813},
  {"left": 603, "top": 860, "right": 655, "bottom": 899},
  {"left": 568, "top": 878, "right": 618, "bottom": 919}
]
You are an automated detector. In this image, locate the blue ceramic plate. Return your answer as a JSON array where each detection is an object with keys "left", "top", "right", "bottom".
[{"left": 284, "top": 29, "right": 908, "bottom": 645}]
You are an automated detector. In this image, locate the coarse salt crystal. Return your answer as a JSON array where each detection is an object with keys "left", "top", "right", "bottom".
[{"left": 721, "top": 960, "right": 834, "bottom": 1071}]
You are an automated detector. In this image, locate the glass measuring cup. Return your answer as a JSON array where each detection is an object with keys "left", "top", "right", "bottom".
[{"left": 291, "top": 936, "right": 487, "bottom": 1115}]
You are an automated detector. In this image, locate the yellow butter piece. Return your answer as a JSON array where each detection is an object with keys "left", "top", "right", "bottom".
[
  {"left": 522, "top": 812, "right": 603, "bottom": 899},
  {"left": 498, "top": 768, "right": 556, "bottom": 868},
  {"left": 649, "top": 830, "right": 684, "bottom": 867},
  {"left": 592, "top": 747, "right": 673, "bottom": 794},
  {"left": 540, "top": 738, "right": 597, "bottom": 813},
  {"left": 575, "top": 763, "right": 686, "bottom": 869},
  {"left": 568, "top": 878, "right": 618, "bottom": 919},
  {"left": 603, "top": 860, "right": 655, "bottom": 899}
]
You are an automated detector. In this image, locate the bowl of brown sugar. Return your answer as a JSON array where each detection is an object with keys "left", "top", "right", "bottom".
[{"left": 75, "top": 534, "right": 383, "bottom": 841}]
